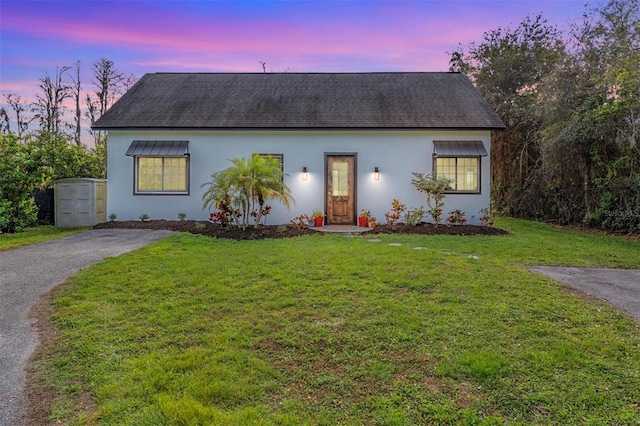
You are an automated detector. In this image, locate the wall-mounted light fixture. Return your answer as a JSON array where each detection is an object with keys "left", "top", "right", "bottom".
[
  {"left": 302, "top": 166, "right": 308, "bottom": 180},
  {"left": 374, "top": 166, "right": 380, "bottom": 181}
]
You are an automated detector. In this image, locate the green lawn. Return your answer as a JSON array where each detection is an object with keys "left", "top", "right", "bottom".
[
  {"left": 0, "top": 226, "right": 86, "bottom": 251},
  {"left": 33, "top": 218, "right": 640, "bottom": 425}
]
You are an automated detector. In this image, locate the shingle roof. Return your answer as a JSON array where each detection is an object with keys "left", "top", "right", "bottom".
[{"left": 92, "top": 72, "right": 505, "bottom": 130}]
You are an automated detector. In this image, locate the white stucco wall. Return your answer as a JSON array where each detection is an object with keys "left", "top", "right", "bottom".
[{"left": 106, "top": 129, "right": 492, "bottom": 225}]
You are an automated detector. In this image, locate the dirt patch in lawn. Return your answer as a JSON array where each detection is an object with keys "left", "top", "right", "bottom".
[
  {"left": 94, "top": 220, "right": 507, "bottom": 240},
  {"left": 26, "top": 283, "right": 97, "bottom": 426}
]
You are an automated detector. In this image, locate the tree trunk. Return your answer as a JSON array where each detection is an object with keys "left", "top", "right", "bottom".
[{"left": 583, "top": 157, "right": 592, "bottom": 219}]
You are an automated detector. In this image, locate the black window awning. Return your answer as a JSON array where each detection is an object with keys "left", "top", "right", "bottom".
[
  {"left": 433, "top": 141, "right": 488, "bottom": 157},
  {"left": 125, "top": 140, "right": 189, "bottom": 157}
]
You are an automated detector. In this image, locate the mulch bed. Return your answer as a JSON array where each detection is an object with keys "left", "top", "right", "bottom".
[
  {"left": 369, "top": 223, "right": 508, "bottom": 236},
  {"left": 94, "top": 220, "right": 507, "bottom": 240}
]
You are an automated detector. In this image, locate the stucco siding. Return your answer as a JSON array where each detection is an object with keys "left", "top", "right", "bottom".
[{"left": 106, "top": 130, "right": 492, "bottom": 225}]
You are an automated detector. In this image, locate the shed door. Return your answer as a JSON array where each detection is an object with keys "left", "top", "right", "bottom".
[{"left": 327, "top": 155, "right": 355, "bottom": 224}]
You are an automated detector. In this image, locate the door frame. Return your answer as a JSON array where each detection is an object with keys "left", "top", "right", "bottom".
[{"left": 324, "top": 152, "right": 357, "bottom": 225}]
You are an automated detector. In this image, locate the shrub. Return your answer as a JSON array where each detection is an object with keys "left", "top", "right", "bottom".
[
  {"left": 139, "top": 213, "right": 149, "bottom": 222},
  {"left": 289, "top": 214, "right": 308, "bottom": 229},
  {"left": 446, "top": 209, "right": 467, "bottom": 226},
  {"left": 0, "top": 131, "right": 106, "bottom": 233},
  {"left": 384, "top": 199, "right": 405, "bottom": 228},
  {"left": 587, "top": 159, "right": 640, "bottom": 233},
  {"left": 209, "top": 200, "right": 238, "bottom": 226},
  {"left": 404, "top": 207, "right": 426, "bottom": 226},
  {"left": 411, "top": 173, "right": 453, "bottom": 226},
  {"left": 177, "top": 212, "right": 187, "bottom": 221},
  {"left": 0, "top": 134, "right": 38, "bottom": 233},
  {"left": 479, "top": 208, "right": 494, "bottom": 227},
  {"left": 250, "top": 205, "right": 272, "bottom": 225}
]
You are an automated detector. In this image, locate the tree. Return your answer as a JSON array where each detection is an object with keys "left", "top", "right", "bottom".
[
  {"left": 0, "top": 134, "right": 38, "bottom": 232},
  {"left": 27, "top": 131, "right": 106, "bottom": 188},
  {"left": 86, "top": 57, "right": 136, "bottom": 145},
  {"left": 0, "top": 107, "right": 9, "bottom": 134},
  {"left": 32, "top": 66, "right": 72, "bottom": 135},
  {"left": 2, "top": 57, "right": 134, "bottom": 144},
  {"left": 69, "top": 61, "right": 83, "bottom": 145},
  {"left": 202, "top": 154, "right": 294, "bottom": 229},
  {"left": 450, "top": 14, "right": 565, "bottom": 218},
  {"left": 537, "top": 0, "right": 640, "bottom": 226},
  {"left": 0, "top": 130, "right": 106, "bottom": 233},
  {"left": 3, "top": 93, "right": 30, "bottom": 136},
  {"left": 451, "top": 0, "right": 639, "bottom": 232}
]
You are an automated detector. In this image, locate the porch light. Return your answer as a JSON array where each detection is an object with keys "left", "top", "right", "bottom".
[
  {"left": 374, "top": 166, "right": 380, "bottom": 180},
  {"left": 302, "top": 166, "right": 308, "bottom": 180}
]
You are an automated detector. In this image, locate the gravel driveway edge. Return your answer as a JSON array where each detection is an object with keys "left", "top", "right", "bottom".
[{"left": 0, "top": 229, "right": 176, "bottom": 426}]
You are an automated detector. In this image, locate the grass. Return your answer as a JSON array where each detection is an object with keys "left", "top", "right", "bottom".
[
  {"left": 0, "top": 226, "right": 87, "bottom": 251},
  {"left": 32, "top": 218, "right": 640, "bottom": 425}
]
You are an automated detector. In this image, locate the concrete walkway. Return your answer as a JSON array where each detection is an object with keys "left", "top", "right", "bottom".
[
  {"left": 311, "top": 225, "right": 370, "bottom": 234},
  {"left": 0, "top": 229, "right": 176, "bottom": 426},
  {"left": 529, "top": 266, "right": 640, "bottom": 321}
]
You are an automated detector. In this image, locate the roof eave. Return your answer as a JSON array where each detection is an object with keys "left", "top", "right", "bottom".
[{"left": 91, "top": 125, "right": 507, "bottom": 131}]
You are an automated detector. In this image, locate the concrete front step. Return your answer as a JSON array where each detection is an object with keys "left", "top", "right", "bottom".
[{"left": 311, "top": 225, "right": 372, "bottom": 234}]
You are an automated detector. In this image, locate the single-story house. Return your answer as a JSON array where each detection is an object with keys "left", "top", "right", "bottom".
[{"left": 92, "top": 72, "right": 505, "bottom": 225}]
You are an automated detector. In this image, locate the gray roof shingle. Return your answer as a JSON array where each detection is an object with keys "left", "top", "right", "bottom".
[{"left": 92, "top": 72, "right": 505, "bottom": 130}]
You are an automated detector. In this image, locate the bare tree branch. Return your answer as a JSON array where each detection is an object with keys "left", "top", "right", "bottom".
[
  {"left": 32, "top": 66, "right": 72, "bottom": 135},
  {"left": 3, "top": 93, "right": 30, "bottom": 136}
]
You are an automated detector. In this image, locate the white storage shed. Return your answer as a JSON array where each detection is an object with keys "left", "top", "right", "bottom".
[{"left": 54, "top": 178, "right": 107, "bottom": 228}]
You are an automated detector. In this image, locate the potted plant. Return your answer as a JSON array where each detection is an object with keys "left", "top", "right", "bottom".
[
  {"left": 306, "top": 214, "right": 315, "bottom": 227},
  {"left": 368, "top": 216, "right": 377, "bottom": 229},
  {"left": 358, "top": 209, "right": 371, "bottom": 227},
  {"left": 312, "top": 210, "right": 324, "bottom": 227}
]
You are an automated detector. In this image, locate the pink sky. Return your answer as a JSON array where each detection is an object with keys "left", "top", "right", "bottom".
[{"left": 0, "top": 0, "right": 586, "bottom": 141}]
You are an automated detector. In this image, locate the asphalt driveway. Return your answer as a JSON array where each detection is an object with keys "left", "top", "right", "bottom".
[
  {"left": 0, "top": 229, "right": 175, "bottom": 426},
  {"left": 529, "top": 266, "right": 640, "bottom": 321}
]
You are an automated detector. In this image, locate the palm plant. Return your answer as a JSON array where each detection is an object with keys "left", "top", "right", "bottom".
[{"left": 202, "top": 154, "right": 294, "bottom": 229}]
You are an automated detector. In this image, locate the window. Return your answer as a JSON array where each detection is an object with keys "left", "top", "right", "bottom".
[
  {"left": 259, "top": 153, "right": 283, "bottom": 169},
  {"left": 126, "top": 141, "right": 190, "bottom": 194},
  {"left": 331, "top": 161, "right": 350, "bottom": 196},
  {"left": 435, "top": 156, "right": 480, "bottom": 192},
  {"left": 259, "top": 153, "right": 284, "bottom": 183},
  {"left": 136, "top": 157, "right": 188, "bottom": 193},
  {"left": 433, "top": 141, "right": 486, "bottom": 193}
]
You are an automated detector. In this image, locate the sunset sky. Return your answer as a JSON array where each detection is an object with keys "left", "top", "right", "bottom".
[{"left": 1, "top": 0, "right": 587, "bottom": 140}]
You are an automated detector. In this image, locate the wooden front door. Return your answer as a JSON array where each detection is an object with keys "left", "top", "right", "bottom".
[{"left": 327, "top": 155, "right": 355, "bottom": 224}]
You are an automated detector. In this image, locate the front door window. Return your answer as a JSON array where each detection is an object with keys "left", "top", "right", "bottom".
[{"left": 327, "top": 155, "right": 355, "bottom": 224}]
